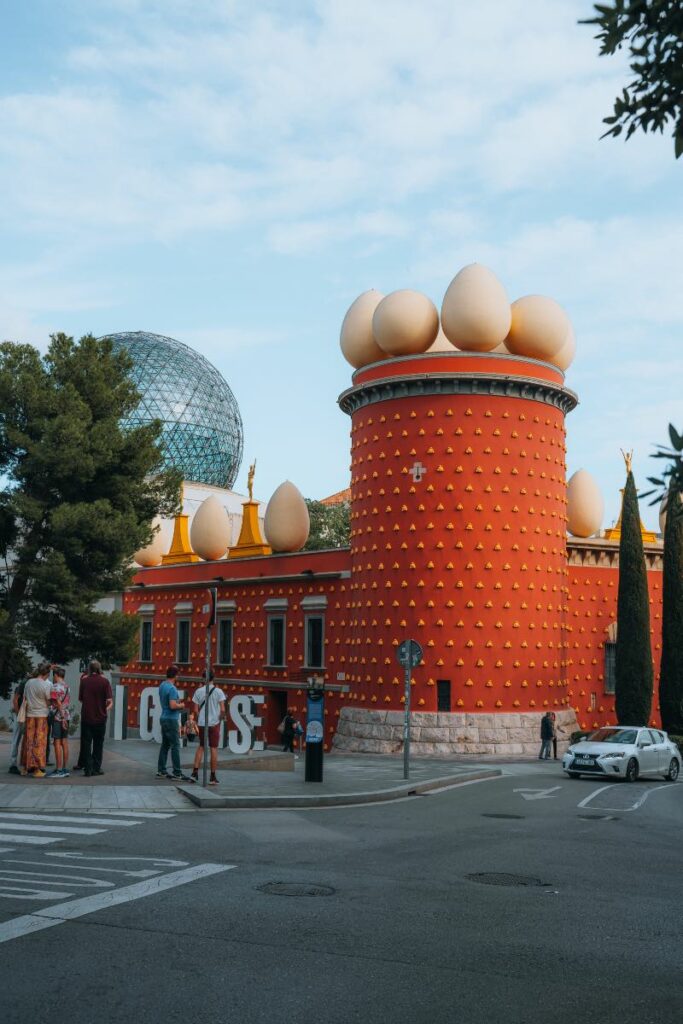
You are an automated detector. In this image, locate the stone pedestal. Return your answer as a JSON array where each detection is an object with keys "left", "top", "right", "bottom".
[{"left": 332, "top": 706, "right": 579, "bottom": 757}]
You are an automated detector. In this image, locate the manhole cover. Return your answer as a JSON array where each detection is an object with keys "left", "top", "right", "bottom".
[
  {"left": 481, "top": 813, "right": 525, "bottom": 820},
  {"left": 465, "top": 872, "right": 549, "bottom": 888},
  {"left": 258, "top": 882, "right": 335, "bottom": 897}
]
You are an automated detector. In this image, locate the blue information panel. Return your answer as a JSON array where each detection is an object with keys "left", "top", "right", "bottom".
[{"left": 306, "top": 693, "right": 324, "bottom": 744}]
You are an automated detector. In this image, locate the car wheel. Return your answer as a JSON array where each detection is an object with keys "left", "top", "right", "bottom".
[
  {"left": 625, "top": 757, "right": 639, "bottom": 783},
  {"left": 665, "top": 758, "right": 680, "bottom": 782}
]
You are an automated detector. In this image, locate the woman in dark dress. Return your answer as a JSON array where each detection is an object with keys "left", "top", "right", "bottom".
[{"left": 282, "top": 709, "right": 296, "bottom": 753}]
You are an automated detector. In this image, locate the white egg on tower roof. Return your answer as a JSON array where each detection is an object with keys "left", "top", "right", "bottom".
[
  {"left": 340, "top": 290, "right": 387, "bottom": 369},
  {"left": 549, "top": 323, "right": 576, "bottom": 371},
  {"left": 440, "top": 263, "right": 511, "bottom": 352},
  {"left": 505, "top": 295, "right": 570, "bottom": 361},
  {"left": 567, "top": 469, "right": 604, "bottom": 538},
  {"left": 133, "top": 517, "right": 166, "bottom": 567},
  {"left": 190, "top": 495, "right": 231, "bottom": 561},
  {"left": 264, "top": 481, "right": 310, "bottom": 552},
  {"left": 372, "top": 289, "right": 439, "bottom": 356}
]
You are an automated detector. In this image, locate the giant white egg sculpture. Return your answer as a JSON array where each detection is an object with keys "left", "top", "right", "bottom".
[
  {"left": 264, "top": 481, "right": 310, "bottom": 552},
  {"left": 440, "top": 263, "right": 511, "bottom": 352},
  {"left": 549, "top": 323, "right": 576, "bottom": 372},
  {"left": 372, "top": 289, "right": 439, "bottom": 356},
  {"left": 190, "top": 495, "right": 231, "bottom": 561},
  {"left": 505, "top": 295, "right": 570, "bottom": 361},
  {"left": 340, "top": 290, "right": 387, "bottom": 369},
  {"left": 134, "top": 516, "right": 166, "bottom": 567},
  {"left": 567, "top": 469, "right": 604, "bottom": 538}
]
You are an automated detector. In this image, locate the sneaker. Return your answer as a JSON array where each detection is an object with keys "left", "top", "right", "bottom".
[
  {"left": 59, "top": 769, "right": 71, "bottom": 778},
  {"left": 8, "top": 765, "right": 20, "bottom": 775},
  {"left": 172, "top": 772, "right": 195, "bottom": 783},
  {"left": 32, "top": 770, "right": 46, "bottom": 778},
  {"left": 191, "top": 770, "right": 199, "bottom": 782},
  {"left": 94, "top": 769, "right": 104, "bottom": 775},
  {"left": 72, "top": 765, "right": 82, "bottom": 771},
  {"left": 209, "top": 773, "right": 219, "bottom": 786},
  {"left": 156, "top": 770, "right": 171, "bottom": 779},
  {"left": 46, "top": 769, "right": 61, "bottom": 777}
]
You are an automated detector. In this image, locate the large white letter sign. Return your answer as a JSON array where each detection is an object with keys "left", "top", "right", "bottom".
[
  {"left": 139, "top": 687, "right": 161, "bottom": 743},
  {"left": 228, "top": 694, "right": 265, "bottom": 754}
]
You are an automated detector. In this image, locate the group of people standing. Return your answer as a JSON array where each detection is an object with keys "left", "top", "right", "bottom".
[
  {"left": 8, "top": 660, "right": 113, "bottom": 778},
  {"left": 155, "top": 665, "right": 226, "bottom": 785}
]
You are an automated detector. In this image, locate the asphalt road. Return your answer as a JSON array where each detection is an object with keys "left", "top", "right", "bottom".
[{"left": 1, "top": 764, "right": 682, "bottom": 1024}]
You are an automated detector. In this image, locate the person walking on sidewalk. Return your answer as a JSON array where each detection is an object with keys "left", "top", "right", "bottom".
[
  {"left": 7, "top": 678, "right": 26, "bottom": 775},
  {"left": 190, "top": 671, "right": 226, "bottom": 786},
  {"left": 48, "top": 667, "right": 71, "bottom": 778},
  {"left": 79, "top": 660, "right": 113, "bottom": 777},
  {"left": 21, "top": 663, "right": 52, "bottom": 777},
  {"left": 281, "top": 709, "right": 296, "bottom": 753},
  {"left": 157, "top": 666, "right": 193, "bottom": 781},
  {"left": 539, "top": 711, "right": 553, "bottom": 761}
]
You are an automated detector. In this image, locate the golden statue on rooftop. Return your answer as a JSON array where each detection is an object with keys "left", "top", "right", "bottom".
[{"left": 247, "top": 459, "right": 256, "bottom": 502}]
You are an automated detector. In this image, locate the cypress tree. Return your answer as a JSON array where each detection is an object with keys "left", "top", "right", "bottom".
[
  {"left": 659, "top": 486, "right": 683, "bottom": 733},
  {"left": 614, "top": 466, "right": 653, "bottom": 725}
]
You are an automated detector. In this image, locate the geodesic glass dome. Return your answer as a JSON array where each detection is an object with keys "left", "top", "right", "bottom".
[{"left": 102, "top": 331, "right": 243, "bottom": 489}]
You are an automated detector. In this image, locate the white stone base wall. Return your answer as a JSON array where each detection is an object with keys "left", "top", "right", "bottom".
[{"left": 332, "top": 707, "right": 580, "bottom": 757}]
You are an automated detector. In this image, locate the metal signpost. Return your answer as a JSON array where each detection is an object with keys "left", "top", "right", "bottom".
[
  {"left": 396, "top": 638, "right": 423, "bottom": 780},
  {"left": 201, "top": 587, "right": 217, "bottom": 788}
]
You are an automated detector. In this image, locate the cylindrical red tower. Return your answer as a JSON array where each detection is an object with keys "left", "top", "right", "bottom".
[{"left": 337, "top": 351, "right": 577, "bottom": 733}]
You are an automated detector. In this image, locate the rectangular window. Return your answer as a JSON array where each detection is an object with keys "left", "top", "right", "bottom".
[
  {"left": 176, "top": 618, "right": 191, "bottom": 664},
  {"left": 140, "top": 620, "right": 153, "bottom": 663},
  {"left": 217, "top": 618, "right": 233, "bottom": 665},
  {"left": 268, "top": 616, "right": 285, "bottom": 667},
  {"left": 305, "top": 615, "right": 324, "bottom": 668},
  {"left": 436, "top": 679, "right": 451, "bottom": 712},
  {"left": 604, "top": 642, "right": 616, "bottom": 694}
]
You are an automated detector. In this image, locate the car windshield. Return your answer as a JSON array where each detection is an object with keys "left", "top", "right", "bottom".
[{"left": 586, "top": 728, "right": 638, "bottom": 745}]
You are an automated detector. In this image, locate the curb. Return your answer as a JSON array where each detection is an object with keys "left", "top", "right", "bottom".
[{"left": 175, "top": 767, "right": 502, "bottom": 809}]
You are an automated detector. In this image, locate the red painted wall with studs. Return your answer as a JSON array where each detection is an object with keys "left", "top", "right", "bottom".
[
  {"left": 566, "top": 563, "right": 663, "bottom": 731},
  {"left": 344, "top": 359, "right": 571, "bottom": 715}
]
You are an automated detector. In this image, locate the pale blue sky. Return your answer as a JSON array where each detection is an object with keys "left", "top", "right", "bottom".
[{"left": 1, "top": 0, "right": 680, "bottom": 529}]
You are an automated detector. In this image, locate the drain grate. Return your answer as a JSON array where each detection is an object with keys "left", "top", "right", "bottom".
[
  {"left": 481, "top": 813, "right": 525, "bottom": 820},
  {"left": 258, "top": 882, "right": 335, "bottom": 898},
  {"left": 466, "top": 872, "right": 550, "bottom": 888}
]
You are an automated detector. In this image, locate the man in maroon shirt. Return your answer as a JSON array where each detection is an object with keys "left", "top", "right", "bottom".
[{"left": 79, "top": 660, "right": 113, "bottom": 777}]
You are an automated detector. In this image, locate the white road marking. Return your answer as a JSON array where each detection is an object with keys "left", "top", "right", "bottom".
[
  {"left": 0, "top": 834, "right": 60, "bottom": 846},
  {"left": 0, "top": 814, "right": 142, "bottom": 828},
  {"left": 513, "top": 786, "right": 562, "bottom": 801},
  {"left": 81, "top": 811, "right": 176, "bottom": 819},
  {"left": 1, "top": 859, "right": 162, "bottom": 879},
  {"left": 0, "top": 823, "right": 105, "bottom": 836},
  {"left": 0, "top": 871, "right": 114, "bottom": 888},
  {"left": 0, "top": 862, "right": 235, "bottom": 944},
  {"left": 578, "top": 783, "right": 674, "bottom": 812},
  {"left": 0, "top": 887, "right": 76, "bottom": 901},
  {"left": 577, "top": 785, "right": 613, "bottom": 809},
  {"left": 45, "top": 853, "right": 188, "bottom": 866}
]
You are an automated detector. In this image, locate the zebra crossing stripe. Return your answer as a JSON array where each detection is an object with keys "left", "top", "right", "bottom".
[
  {"left": 0, "top": 814, "right": 143, "bottom": 828},
  {"left": 0, "top": 862, "right": 235, "bottom": 944}
]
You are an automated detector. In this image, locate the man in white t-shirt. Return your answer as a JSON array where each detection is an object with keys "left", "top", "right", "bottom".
[{"left": 190, "top": 671, "right": 226, "bottom": 785}]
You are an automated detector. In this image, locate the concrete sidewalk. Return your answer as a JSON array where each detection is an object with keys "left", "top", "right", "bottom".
[{"left": 0, "top": 732, "right": 502, "bottom": 809}]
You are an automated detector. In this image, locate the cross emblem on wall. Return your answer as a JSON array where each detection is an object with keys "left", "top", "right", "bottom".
[{"left": 410, "top": 461, "right": 427, "bottom": 483}]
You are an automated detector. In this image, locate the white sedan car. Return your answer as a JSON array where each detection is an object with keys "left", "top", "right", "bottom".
[{"left": 562, "top": 726, "right": 681, "bottom": 783}]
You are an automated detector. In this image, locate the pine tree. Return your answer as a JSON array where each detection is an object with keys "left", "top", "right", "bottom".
[
  {"left": 614, "top": 467, "right": 653, "bottom": 725},
  {"left": 0, "top": 333, "right": 182, "bottom": 696},
  {"left": 659, "top": 485, "right": 683, "bottom": 733}
]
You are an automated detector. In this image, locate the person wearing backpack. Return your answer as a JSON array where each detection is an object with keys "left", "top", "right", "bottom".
[{"left": 190, "top": 670, "right": 226, "bottom": 785}]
